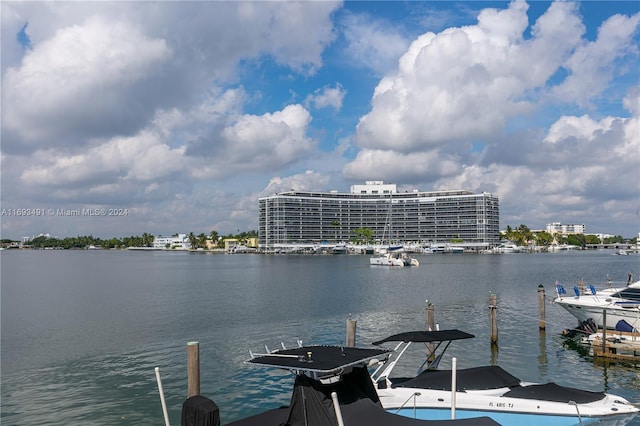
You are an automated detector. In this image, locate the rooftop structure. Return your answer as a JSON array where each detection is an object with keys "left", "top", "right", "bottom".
[{"left": 258, "top": 181, "right": 499, "bottom": 249}]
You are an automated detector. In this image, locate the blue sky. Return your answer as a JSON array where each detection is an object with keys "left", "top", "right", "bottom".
[{"left": 1, "top": 1, "right": 639, "bottom": 239}]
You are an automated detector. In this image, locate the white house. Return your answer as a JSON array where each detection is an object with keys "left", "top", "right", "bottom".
[{"left": 153, "top": 234, "right": 191, "bottom": 250}]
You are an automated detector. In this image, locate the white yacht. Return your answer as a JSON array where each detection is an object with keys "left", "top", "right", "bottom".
[{"left": 553, "top": 280, "right": 640, "bottom": 331}]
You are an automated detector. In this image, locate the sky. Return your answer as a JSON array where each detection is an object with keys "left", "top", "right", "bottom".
[{"left": 1, "top": 0, "right": 639, "bottom": 240}]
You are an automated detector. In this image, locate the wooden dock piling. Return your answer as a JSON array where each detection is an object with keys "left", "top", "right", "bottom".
[
  {"left": 426, "top": 302, "right": 435, "bottom": 331},
  {"left": 426, "top": 302, "right": 436, "bottom": 361},
  {"left": 346, "top": 317, "right": 357, "bottom": 347},
  {"left": 537, "top": 285, "right": 546, "bottom": 330},
  {"left": 187, "top": 341, "right": 200, "bottom": 397},
  {"left": 489, "top": 294, "right": 498, "bottom": 345}
]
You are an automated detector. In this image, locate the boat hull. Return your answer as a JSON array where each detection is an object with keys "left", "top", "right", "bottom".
[
  {"left": 370, "top": 255, "right": 404, "bottom": 266},
  {"left": 379, "top": 387, "right": 638, "bottom": 426},
  {"left": 554, "top": 299, "right": 640, "bottom": 330},
  {"left": 391, "top": 407, "right": 632, "bottom": 426}
]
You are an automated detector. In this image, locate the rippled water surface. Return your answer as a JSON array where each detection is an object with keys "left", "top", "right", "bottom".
[{"left": 1, "top": 250, "right": 639, "bottom": 425}]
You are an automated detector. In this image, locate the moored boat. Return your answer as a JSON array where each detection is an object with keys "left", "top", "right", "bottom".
[
  {"left": 370, "top": 330, "right": 640, "bottom": 425},
  {"left": 553, "top": 280, "right": 640, "bottom": 331},
  {"left": 370, "top": 248, "right": 419, "bottom": 267},
  {"left": 181, "top": 343, "right": 501, "bottom": 426}
]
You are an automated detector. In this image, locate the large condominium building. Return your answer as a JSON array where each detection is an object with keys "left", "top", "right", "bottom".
[
  {"left": 546, "top": 222, "right": 585, "bottom": 235},
  {"left": 258, "top": 181, "right": 500, "bottom": 249}
]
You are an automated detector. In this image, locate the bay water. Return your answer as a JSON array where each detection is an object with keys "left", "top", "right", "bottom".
[{"left": 1, "top": 250, "right": 638, "bottom": 425}]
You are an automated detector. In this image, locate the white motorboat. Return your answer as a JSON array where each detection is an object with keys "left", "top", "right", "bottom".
[
  {"left": 492, "top": 242, "right": 520, "bottom": 253},
  {"left": 553, "top": 280, "right": 640, "bottom": 331},
  {"left": 370, "top": 330, "right": 639, "bottom": 426},
  {"left": 188, "top": 343, "right": 501, "bottom": 426},
  {"left": 370, "top": 249, "right": 419, "bottom": 267}
]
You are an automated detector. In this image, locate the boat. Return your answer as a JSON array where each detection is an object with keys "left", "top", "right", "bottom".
[
  {"left": 370, "top": 196, "right": 420, "bottom": 266},
  {"left": 492, "top": 242, "right": 520, "bottom": 254},
  {"left": 370, "top": 330, "right": 640, "bottom": 425},
  {"left": 370, "top": 248, "right": 419, "bottom": 267},
  {"left": 553, "top": 280, "right": 640, "bottom": 331},
  {"left": 182, "top": 343, "right": 500, "bottom": 426},
  {"left": 331, "top": 244, "right": 348, "bottom": 254},
  {"left": 370, "top": 250, "right": 406, "bottom": 266}
]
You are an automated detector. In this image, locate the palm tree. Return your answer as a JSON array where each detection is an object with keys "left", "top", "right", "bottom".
[
  {"left": 142, "top": 232, "right": 154, "bottom": 247},
  {"left": 197, "top": 233, "right": 207, "bottom": 249},
  {"left": 209, "top": 230, "right": 219, "bottom": 249},
  {"left": 188, "top": 232, "right": 197, "bottom": 249}
]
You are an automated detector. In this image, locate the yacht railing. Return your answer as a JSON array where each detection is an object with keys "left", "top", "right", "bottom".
[{"left": 393, "top": 392, "right": 422, "bottom": 418}]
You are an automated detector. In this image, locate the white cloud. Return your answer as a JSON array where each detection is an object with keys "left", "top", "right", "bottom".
[
  {"left": 21, "top": 131, "right": 185, "bottom": 186},
  {"left": 341, "top": 12, "right": 410, "bottom": 75},
  {"left": 352, "top": 1, "right": 592, "bottom": 153},
  {"left": 190, "top": 104, "right": 315, "bottom": 179},
  {"left": 552, "top": 12, "right": 640, "bottom": 107},
  {"left": 305, "top": 84, "right": 346, "bottom": 111},
  {"left": 343, "top": 149, "right": 460, "bottom": 183},
  {"left": 3, "top": 16, "right": 171, "bottom": 147},
  {"left": 259, "top": 170, "right": 331, "bottom": 197}
]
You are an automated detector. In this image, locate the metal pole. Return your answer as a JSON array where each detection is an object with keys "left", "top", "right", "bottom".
[
  {"left": 451, "top": 357, "right": 457, "bottom": 419},
  {"left": 155, "top": 367, "right": 171, "bottom": 426},
  {"left": 331, "top": 392, "right": 345, "bottom": 426}
]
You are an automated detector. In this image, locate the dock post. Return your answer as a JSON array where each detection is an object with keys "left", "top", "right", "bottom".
[
  {"left": 346, "top": 316, "right": 357, "bottom": 347},
  {"left": 426, "top": 301, "right": 436, "bottom": 361},
  {"left": 426, "top": 302, "right": 435, "bottom": 331},
  {"left": 537, "top": 285, "right": 546, "bottom": 330},
  {"left": 602, "top": 310, "right": 607, "bottom": 354},
  {"left": 489, "top": 294, "right": 498, "bottom": 345},
  {"left": 187, "top": 341, "right": 200, "bottom": 397}
]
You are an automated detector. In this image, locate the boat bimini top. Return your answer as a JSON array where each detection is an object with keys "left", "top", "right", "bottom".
[
  {"left": 371, "top": 330, "right": 474, "bottom": 384},
  {"left": 247, "top": 344, "right": 391, "bottom": 377}
]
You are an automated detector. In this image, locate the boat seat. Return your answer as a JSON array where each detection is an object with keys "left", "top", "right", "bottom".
[
  {"left": 574, "top": 285, "right": 580, "bottom": 297},
  {"left": 589, "top": 284, "right": 597, "bottom": 295}
]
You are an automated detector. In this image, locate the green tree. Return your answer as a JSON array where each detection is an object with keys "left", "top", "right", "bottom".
[
  {"left": 584, "top": 234, "right": 601, "bottom": 245},
  {"left": 352, "top": 227, "right": 374, "bottom": 244},
  {"left": 209, "top": 230, "right": 219, "bottom": 248},
  {"left": 188, "top": 232, "right": 197, "bottom": 249},
  {"left": 141, "top": 232, "right": 154, "bottom": 247},
  {"left": 197, "top": 233, "right": 207, "bottom": 249},
  {"left": 534, "top": 231, "right": 553, "bottom": 246},
  {"left": 566, "top": 234, "right": 586, "bottom": 248}
]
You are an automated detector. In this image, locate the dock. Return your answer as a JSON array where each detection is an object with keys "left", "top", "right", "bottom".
[{"left": 583, "top": 330, "right": 640, "bottom": 362}]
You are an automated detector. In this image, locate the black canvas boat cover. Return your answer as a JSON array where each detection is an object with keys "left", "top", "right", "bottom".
[
  {"left": 247, "top": 345, "right": 390, "bottom": 374},
  {"left": 372, "top": 330, "right": 475, "bottom": 345},
  {"left": 393, "top": 366, "right": 522, "bottom": 391},
  {"left": 503, "top": 382, "right": 606, "bottom": 404},
  {"left": 226, "top": 365, "right": 500, "bottom": 426}
]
